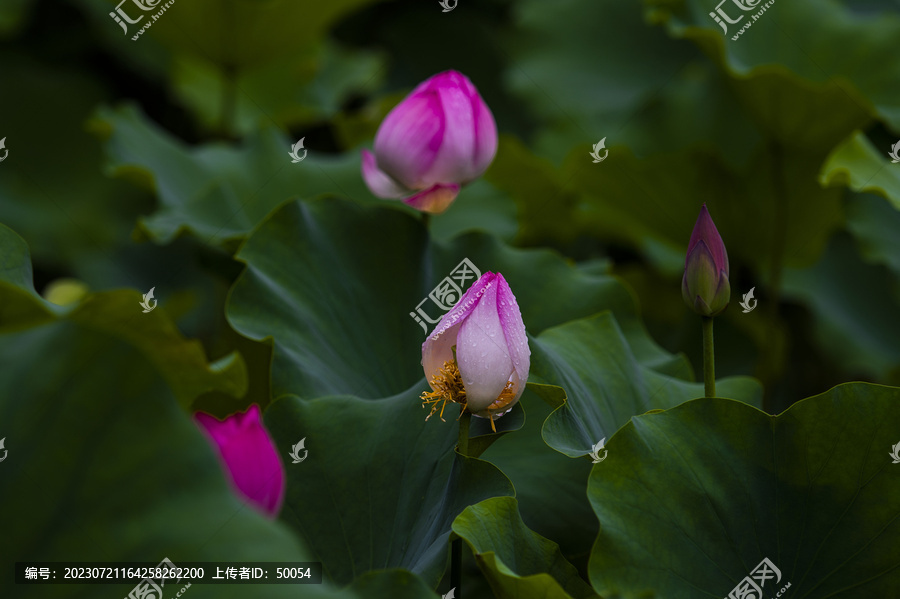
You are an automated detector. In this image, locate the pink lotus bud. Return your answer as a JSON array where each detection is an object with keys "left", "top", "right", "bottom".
[
  {"left": 194, "top": 405, "right": 285, "bottom": 518},
  {"left": 420, "top": 272, "right": 530, "bottom": 431},
  {"left": 361, "top": 70, "right": 498, "bottom": 214},
  {"left": 682, "top": 204, "right": 730, "bottom": 317}
]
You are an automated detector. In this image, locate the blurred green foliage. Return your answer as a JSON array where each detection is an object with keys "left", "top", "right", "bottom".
[{"left": 2, "top": 0, "right": 900, "bottom": 596}]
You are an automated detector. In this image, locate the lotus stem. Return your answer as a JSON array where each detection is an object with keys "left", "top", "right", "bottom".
[
  {"left": 450, "top": 537, "right": 462, "bottom": 598},
  {"left": 458, "top": 408, "right": 470, "bottom": 456},
  {"left": 702, "top": 316, "right": 715, "bottom": 398},
  {"left": 450, "top": 407, "right": 470, "bottom": 597}
]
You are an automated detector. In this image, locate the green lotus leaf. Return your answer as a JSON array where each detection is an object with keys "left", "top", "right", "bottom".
[
  {"left": 488, "top": 136, "right": 844, "bottom": 278},
  {"left": 264, "top": 390, "right": 514, "bottom": 588},
  {"left": 782, "top": 232, "right": 900, "bottom": 382},
  {"left": 452, "top": 496, "right": 598, "bottom": 599},
  {"left": 0, "top": 269, "right": 349, "bottom": 599},
  {"left": 480, "top": 389, "right": 597, "bottom": 572},
  {"left": 170, "top": 39, "right": 386, "bottom": 135},
  {"left": 646, "top": 0, "right": 899, "bottom": 132},
  {"left": 101, "top": 0, "right": 384, "bottom": 70},
  {"left": 588, "top": 383, "right": 900, "bottom": 597},
  {"left": 530, "top": 312, "right": 762, "bottom": 457},
  {"left": 90, "top": 104, "right": 371, "bottom": 245},
  {"left": 846, "top": 193, "right": 900, "bottom": 276},
  {"left": 821, "top": 131, "right": 900, "bottom": 211},
  {"left": 0, "top": 223, "right": 246, "bottom": 407}
]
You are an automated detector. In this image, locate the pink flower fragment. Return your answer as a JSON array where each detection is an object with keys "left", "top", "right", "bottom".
[{"left": 194, "top": 405, "right": 285, "bottom": 518}]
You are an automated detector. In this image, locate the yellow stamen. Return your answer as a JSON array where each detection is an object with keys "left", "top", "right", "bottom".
[
  {"left": 421, "top": 360, "right": 467, "bottom": 422},
  {"left": 482, "top": 381, "right": 517, "bottom": 432},
  {"left": 421, "top": 364, "right": 518, "bottom": 433}
]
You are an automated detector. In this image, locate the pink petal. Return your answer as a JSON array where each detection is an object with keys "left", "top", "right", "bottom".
[
  {"left": 495, "top": 274, "right": 530, "bottom": 386},
  {"left": 402, "top": 183, "right": 460, "bottom": 214},
  {"left": 422, "top": 272, "right": 497, "bottom": 388},
  {"left": 194, "top": 405, "right": 285, "bottom": 518},
  {"left": 361, "top": 149, "right": 409, "bottom": 199},
  {"left": 373, "top": 92, "right": 443, "bottom": 189},
  {"left": 417, "top": 70, "right": 472, "bottom": 95},
  {"left": 471, "top": 97, "right": 498, "bottom": 176},
  {"left": 456, "top": 277, "right": 515, "bottom": 412},
  {"left": 686, "top": 204, "right": 729, "bottom": 277},
  {"left": 420, "top": 71, "right": 497, "bottom": 184}
]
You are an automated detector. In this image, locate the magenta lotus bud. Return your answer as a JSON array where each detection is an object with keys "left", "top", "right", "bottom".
[
  {"left": 682, "top": 204, "right": 731, "bottom": 317},
  {"left": 420, "top": 272, "right": 530, "bottom": 431},
  {"left": 194, "top": 405, "right": 285, "bottom": 518},
  {"left": 361, "top": 70, "right": 498, "bottom": 214}
]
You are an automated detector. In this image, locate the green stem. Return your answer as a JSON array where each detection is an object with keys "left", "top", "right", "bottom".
[
  {"left": 457, "top": 408, "right": 471, "bottom": 456},
  {"left": 450, "top": 537, "right": 461, "bottom": 598},
  {"left": 702, "top": 316, "right": 716, "bottom": 398},
  {"left": 450, "top": 407, "right": 470, "bottom": 597}
]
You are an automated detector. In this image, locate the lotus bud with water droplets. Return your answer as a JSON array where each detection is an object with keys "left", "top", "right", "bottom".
[{"left": 421, "top": 272, "right": 530, "bottom": 431}]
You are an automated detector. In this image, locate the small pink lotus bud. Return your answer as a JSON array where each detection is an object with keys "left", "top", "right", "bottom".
[
  {"left": 194, "top": 405, "right": 285, "bottom": 518},
  {"left": 361, "top": 70, "right": 498, "bottom": 214},
  {"left": 682, "top": 204, "right": 730, "bottom": 317}
]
